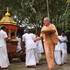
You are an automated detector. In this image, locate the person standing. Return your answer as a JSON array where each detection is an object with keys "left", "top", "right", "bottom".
[
  {"left": 40, "top": 17, "right": 58, "bottom": 70},
  {"left": 0, "top": 26, "right": 10, "bottom": 69},
  {"left": 35, "top": 33, "right": 44, "bottom": 64},
  {"left": 22, "top": 30, "right": 36, "bottom": 67},
  {"left": 59, "top": 32, "right": 68, "bottom": 64}
]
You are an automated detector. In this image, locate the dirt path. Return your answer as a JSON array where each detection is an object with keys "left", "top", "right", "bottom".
[{"left": 5, "top": 55, "right": 70, "bottom": 70}]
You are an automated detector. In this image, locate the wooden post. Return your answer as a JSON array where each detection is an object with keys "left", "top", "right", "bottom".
[{"left": 46, "top": 0, "right": 50, "bottom": 18}]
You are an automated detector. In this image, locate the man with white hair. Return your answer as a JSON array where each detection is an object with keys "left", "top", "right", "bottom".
[{"left": 40, "top": 17, "right": 58, "bottom": 70}]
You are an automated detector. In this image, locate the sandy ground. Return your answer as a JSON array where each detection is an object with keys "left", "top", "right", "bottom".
[{"left": 4, "top": 54, "right": 70, "bottom": 70}]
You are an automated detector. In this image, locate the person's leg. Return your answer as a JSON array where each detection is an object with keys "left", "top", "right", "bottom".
[
  {"left": 34, "top": 48, "right": 39, "bottom": 64},
  {"left": 26, "top": 49, "right": 36, "bottom": 67},
  {"left": 55, "top": 50, "right": 62, "bottom": 65},
  {"left": 62, "top": 48, "right": 67, "bottom": 64},
  {"left": 0, "top": 46, "right": 9, "bottom": 69},
  {"left": 64, "top": 50, "right": 67, "bottom": 63},
  {"left": 44, "top": 42, "right": 55, "bottom": 70}
]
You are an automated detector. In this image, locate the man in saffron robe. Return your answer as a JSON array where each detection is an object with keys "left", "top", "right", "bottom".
[{"left": 40, "top": 17, "right": 58, "bottom": 70}]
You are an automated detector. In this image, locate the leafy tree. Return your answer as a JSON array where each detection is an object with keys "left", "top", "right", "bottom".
[{"left": 0, "top": 0, "right": 69, "bottom": 29}]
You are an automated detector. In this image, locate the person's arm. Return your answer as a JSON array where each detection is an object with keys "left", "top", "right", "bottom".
[
  {"left": 21, "top": 35, "right": 26, "bottom": 52},
  {"left": 22, "top": 35, "right": 25, "bottom": 46},
  {"left": 34, "top": 37, "right": 41, "bottom": 42},
  {"left": 63, "top": 36, "right": 68, "bottom": 43},
  {"left": 4, "top": 32, "right": 8, "bottom": 41},
  {"left": 59, "top": 39, "right": 62, "bottom": 43}
]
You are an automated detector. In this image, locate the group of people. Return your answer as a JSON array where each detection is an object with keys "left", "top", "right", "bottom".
[
  {"left": 22, "top": 29, "right": 44, "bottom": 67},
  {"left": 0, "top": 25, "right": 44, "bottom": 69},
  {"left": 0, "top": 17, "right": 68, "bottom": 70}
]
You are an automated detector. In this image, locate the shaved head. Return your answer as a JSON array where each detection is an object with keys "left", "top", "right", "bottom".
[
  {"left": 43, "top": 17, "right": 50, "bottom": 21},
  {"left": 43, "top": 17, "right": 51, "bottom": 26}
]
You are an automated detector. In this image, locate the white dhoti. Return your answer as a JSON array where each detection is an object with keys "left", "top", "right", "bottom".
[
  {"left": 55, "top": 50, "right": 62, "bottom": 64},
  {"left": 26, "top": 49, "right": 36, "bottom": 66},
  {"left": 22, "top": 33, "right": 37, "bottom": 66},
  {"left": 59, "top": 35, "right": 68, "bottom": 64},
  {"left": 25, "top": 41, "right": 37, "bottom": 66},
  {"left": 0, "top": 46, "right": 9, "bottom": 68},
  {"left": 55, "top": 35, "right": 68, "bottom": 64},
  {"left": 35, "top": 48, "right": 41, "bottom": 64},
  {"left": 37, "top": 40, "right": 44, "bottom": 53},
  {"left": 55, "top": 42, "right": 62, "bottom": 65},
  {"left": 35, "top": 40, "right": 44, "bottom": 64},
  {"left": 60, "top": 43, "right": 67, "bottom": 64},
  {"left": 0, "top": 30, "right": 10, "bottom": 68}
]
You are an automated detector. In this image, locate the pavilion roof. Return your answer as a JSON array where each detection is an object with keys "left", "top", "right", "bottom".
[{"left": 0, "top": 10, "right": 16, "bottom": 25}]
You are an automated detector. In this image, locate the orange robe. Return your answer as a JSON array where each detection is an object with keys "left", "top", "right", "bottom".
[{"left": 41, "top": 24, "right": 58, "bottom": 70}]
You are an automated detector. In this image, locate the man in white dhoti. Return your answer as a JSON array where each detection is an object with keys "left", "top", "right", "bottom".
[
  {"left": 0, "top": 26, "right": 10, "bottom": 69},
  {"left": 59, "top": 32, "right": 68, "bottom": 64},
  {"left": 22, "top": 30, "right": 36, "bottom": 67},
  {"left": 55, "top": 32, "right": 68, "bottom": 65}
]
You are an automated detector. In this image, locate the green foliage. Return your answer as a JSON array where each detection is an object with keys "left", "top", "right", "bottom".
[{"left": 0, "top": 0, "right": 70, "bottom": 32}]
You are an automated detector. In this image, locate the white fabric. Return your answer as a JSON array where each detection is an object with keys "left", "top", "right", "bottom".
[
  {"left": 16, "top": 37, "right": 22, "bottom": 52},
  {"left": 61, "top": 47, "right": 67, "bottom": 64},
  {"left": 59, "top": 35, "right": 68, "bottom": 50},
  {"left": 59, "top": 35, "right": 68, "bottom": 64},
  {"left": 55, "top": 50, "right": 62, "bottom": 64},
  {"left": 22, "top": 33, "right": 36, "bottom": 50},
  {"left": 0, "top": 30, "right": 9, "bottom": 68},
  {"left": 0, "top": 30, "right": 7, "bottom": 47},
  {"left": 55, "top": 51, "right": 62, "bottom": 64},
  {"left": 0, "top": 46, "right": 10, "bottom": 68},
  {"left": 26, "top": 49, "right": 36, "bottom": 66},
  {"left": 35, "top": 39, "right": 44, "bottom": 63},
  {"left": 55, "top": 35, "right": 68, "bottom": 64},
  {"left": 55, "top": 41, "right": 62, "bottom": 64},
  {"left": 34, "top": 48, "right": 41, "bottom": 64},
  {"left": 22, "top": 33, "right": 36, "bottom": 66},
  {"left": 36, "top": 40, "right": 44, "bottom": 53}
]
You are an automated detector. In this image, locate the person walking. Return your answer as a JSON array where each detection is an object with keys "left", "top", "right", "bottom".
[
  {"left": 40, "top": 17, "right": 58, "bottom": 70},
  {"left": 22, "top": 30, "right": 36, "bottom": 67}
]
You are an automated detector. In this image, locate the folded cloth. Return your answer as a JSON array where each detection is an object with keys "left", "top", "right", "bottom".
[
  {"left": 41, "top": 24, "right": 58, "bottom": 45},
  {"left": 41, "top": 25, "right": 56, "bottom": 34}
]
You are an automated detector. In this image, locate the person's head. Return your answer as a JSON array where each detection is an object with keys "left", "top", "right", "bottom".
[
  {"left": 24, "top": 29, "right": 29, "bottom": 33},
  {"left": 1, "top": 26, "right": 6, "bottom": 31},
  {"left": 11, "top": 32, "right": 15, "bottom": 39},
  {"left": 43, "top": 17, "right": 51, "bottom": 26},
  {"left": 61, "top": 32, "right": 65, "bottom": 36}
]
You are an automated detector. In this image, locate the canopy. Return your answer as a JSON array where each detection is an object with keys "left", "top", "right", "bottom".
[{"left": 0, "top": 9, "right": 17, "bottom": 30}]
